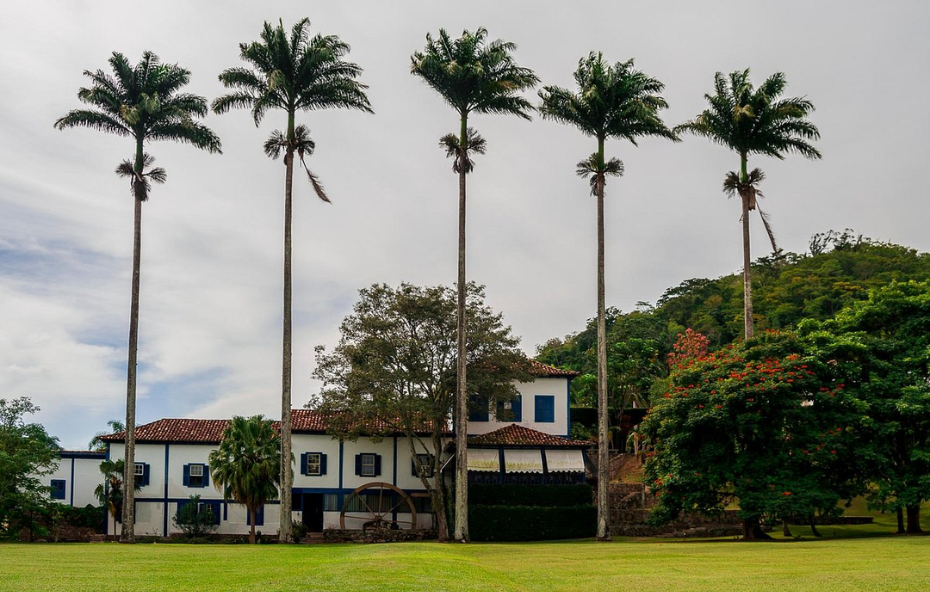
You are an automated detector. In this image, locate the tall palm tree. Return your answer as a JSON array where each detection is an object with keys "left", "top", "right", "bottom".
[
  {"left": 539, "top": 53, "right": 677, "bottom": 541},
  {"left": 677, "top": 69, "right": 821, "bottom": 339},
  {"left": 410, "top": 27, "right": 538, "bottom": 542},
  {"left": 55, "top": 52, "right": 221, "bottom": 542},
  {"left": 213, "top": 18, "right": 371, "bottom": 543},
  {"left": 209, "top": 416, "right": 281, "bottom": 544}
]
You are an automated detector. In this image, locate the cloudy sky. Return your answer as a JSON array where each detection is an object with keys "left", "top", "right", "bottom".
[{"left": 1, "top": 1, "right": 928, "bottom": 448}]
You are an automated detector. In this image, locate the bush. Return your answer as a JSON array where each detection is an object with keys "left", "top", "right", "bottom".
[
  {"left": 173, "top": 495, "right": 219, "bottom": 538},
  {"left": 469, "top": 505, "right": 597, "bottom": 541},
  {"left": 469, "top": 484, "right": 593, "bottom": 508}
]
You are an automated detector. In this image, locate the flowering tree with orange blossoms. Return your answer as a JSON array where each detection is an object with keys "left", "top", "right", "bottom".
[{"left": 639, "top": 331, "right": 866, "bottom": 540}]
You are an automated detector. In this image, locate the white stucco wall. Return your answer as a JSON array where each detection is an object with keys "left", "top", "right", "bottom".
[
  {"left": 467, "top": 377, "right": 572, "bottom": 437},
  {"left": 45, "top": 455, "right": 104, "bottom": 508}
]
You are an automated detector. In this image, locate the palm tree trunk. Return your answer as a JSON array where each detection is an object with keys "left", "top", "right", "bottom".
[
  {"left": 740, "top": 154, "right": 754, "bottom": 340},
  {"left": 453, "top": 114, "right": 469, "bottom": 542},
  {"left": 279, "top": 111, "right": 295, "bottom": 543},
  {"left": 249, "top": 508, "right": 256, "bottom": 545},
  {"left": 595, "top": 136, "right": 611, "bottom": 542},
  {"left": 120, "top": 138, "right": 145, "bottom": 544}
]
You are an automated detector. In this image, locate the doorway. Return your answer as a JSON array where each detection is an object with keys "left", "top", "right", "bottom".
[{"left": 302, "top": 493, "right": 324, "bottom": 532}]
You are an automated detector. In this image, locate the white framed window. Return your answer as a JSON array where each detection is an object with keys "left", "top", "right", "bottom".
[
  {"left": 306, "top": 453, "right": 322, "bottom": 476},
  {"left": 361, "top": 453, "right": 376, "bottom": 477},
  {"left": 134, "top": 462, "right": 145, "bottom": 476},
  {"left": 413, "top": 454, "right": 434, "bottom": 478},
  {"left": 189, "top": 464, "right": 204, "bottom": 477},
  {"left": 188, "top": 463, "right": 206, "bottom": 487}
]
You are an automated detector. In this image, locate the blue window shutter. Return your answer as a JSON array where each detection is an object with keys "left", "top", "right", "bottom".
[
  {"left": 183, "top": 464, "right": 190, "bottom": 487},
  {"left": 374, "top": 454, "right": 382, "bottom": 476},
  {"left": 142, "top": 463, "right": 150, "bottom": 486},
  {"left": 176, "top": 500, "right": 187, "bottom": 518},
  {"left": 209, "top": 501, "right": 221, "bottom": 525},
  {"left": 50, "top": 479, "right": 65, "bottom": 500},
  {"left": 513, "top": 395, "right": 522, "bottom": 422},
  {"left": 248, "top": 505, "right": 264, "bottom": 526},
  {"left": 354, "top": 454, "right": 362, "bottom": 476},
  {"left": 320, "top": 454, "right": 327, "bottom": 475},
  {"left": 300, "top": 453, "right": 308, "bottom": 476},
  {"left": 468, "top": 395, "right": 489, "bottom": 422},
  {"left": 202, "top": 465, "right": 209, "bottom": 488},
  {"left": 535, "top": 396, "right": 555, "bottom": 423}
]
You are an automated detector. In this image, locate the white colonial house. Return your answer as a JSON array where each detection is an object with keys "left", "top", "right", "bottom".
[
  {"left": 45, "top": 450, "right": 107, "bottom": 508},
  {"left": 91, "top": 361, "right": 588, "bottom": 538}
]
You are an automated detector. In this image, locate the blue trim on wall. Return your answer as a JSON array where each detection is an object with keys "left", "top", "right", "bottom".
[
  {"left": 59, "top": 451, "right": 106, "bottom": 459},
  {"left": 498, "top": 447, "right": 505, "bottom": 484},
  {"left": 69, "top": 458, "right": 75, "bottom": 506},
  {"left": 163, "top": 444, "right": 170, "bottom": 537},
  {"left": 392, "top": 437, "right": 398, "bottom": 486},
  {"left": 566, "top": 377, "right": 572, "bottom": 437}
]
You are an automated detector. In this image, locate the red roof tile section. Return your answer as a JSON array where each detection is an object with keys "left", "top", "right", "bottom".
[
  {"left": 528, "top": 360, "right": 579, "bottom": 378},
  {"left": 101, "top": 410, "right": 449, "bottom": 443},
  {"left": 468, "top": 424, "right": 591, "bottom": 447}
]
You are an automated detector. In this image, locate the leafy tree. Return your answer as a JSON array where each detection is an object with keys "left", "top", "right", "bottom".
[
  {"left": 801, "top": 281, "right": 930, "bottom": 533},
  {"left": 173, "top": 494, "right": 219, "bottom": 539},
  {"left": 0, "top": 397, "right": 60, "bottom": 540},
  {"left": 676, "top": 69, "right": 820, "bottom": 340},
  {"left": 208, "top": 415, "right": 281, "bottom": 544},
  {"left": 213, "top": 19, "right": 371, "bottom": 542},
  {"left": 639, "top": 332, "right": 865, "bottom": 540},
  {"left": 313, "top": 283, "right": 532, "bottom": 542},
  {"left": 410, "top": 27, "right": 538, "bottom": 542},
  {"left": 539, "top": 53, "right": 677, "bottom": 540},
  {"left": 88, "top": 420, "right": 124, "bottom": 452},
  {"left": 93, "top": 458, "right": 141, "bottom": 525},
  {"left": 55, "top": 51, "right": 221, "bottom": 542}
]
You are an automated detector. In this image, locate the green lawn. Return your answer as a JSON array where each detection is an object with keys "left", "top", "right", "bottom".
[{"left": 2, "top": 529, "right": 928, "bottom": 592}]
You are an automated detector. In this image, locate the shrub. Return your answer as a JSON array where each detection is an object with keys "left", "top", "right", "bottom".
[
  {"left": 469, "top": 505, "right": 597, "bottom": 541},
  {"left": 173, "top": 495, "right": 219, "bottom": 538},
  {"left": 469, "top": 484, "right": 593, "bottom": 508}
]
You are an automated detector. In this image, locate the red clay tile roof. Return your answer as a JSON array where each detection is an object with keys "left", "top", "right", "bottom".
[
  {"left": 101, "top": 410, "right": 449, "bottom": 443},
  {"left": 528, "top": 360, "right": 580, "bottom": 378},
  {"left": 468, "top": 424, "right": 591, "bottom": 448}
]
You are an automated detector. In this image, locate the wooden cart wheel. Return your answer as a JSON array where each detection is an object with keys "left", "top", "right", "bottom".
[{"left": 339, "top": 481, "right": 418, "bottom": 530}]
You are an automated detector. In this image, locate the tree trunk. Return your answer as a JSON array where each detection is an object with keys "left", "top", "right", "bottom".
[
  {"left": 595, "top": 136, "right": 611, "bottom": 542},
  {"left": 453, "top": 114, "right": 469, "bottom": 542},
  {"left": 742, "top": 517, "right": 771, "bottom": 541},
  {"left": 906, "top": 505, "right": 923, "bottom": 534},
  {"left": 782, "top": 519, "right": 793, "bottom": 538},
  {"left": 249, "top": 508, "right": 256, "bottom": 545},
  {"left": 740, "top": 154, "right": 754, "bottom": 340},
  {"left": 279, "top": 112, "right": 296, "bottom": 543},
  {"left": 896, "top": 507, "right": 905, "bottom": 534},
  {"left": 431, "top": 432, "right": 449, "bottom": 542},
  {"left": 120, "top": 138, "right": 145, "bottom": 544},
  {"left": 809, "top": 515, "right": 822, "bottom": 538}
]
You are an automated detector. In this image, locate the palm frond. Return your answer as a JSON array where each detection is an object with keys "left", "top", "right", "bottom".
[
  {"left": 576, "top": 153, "right": 624, "bottom": 195},
  {"left": 438, "top": 127, "right": 486, "bottom": 173}
]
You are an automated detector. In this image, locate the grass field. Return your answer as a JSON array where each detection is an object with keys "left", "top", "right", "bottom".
[{"left": 2, "top": 507, "right": 927, "bottom": 592}]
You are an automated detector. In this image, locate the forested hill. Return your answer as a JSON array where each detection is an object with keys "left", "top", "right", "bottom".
[{"left": 536, "top": 231, "right": 930, "bottom": 377}]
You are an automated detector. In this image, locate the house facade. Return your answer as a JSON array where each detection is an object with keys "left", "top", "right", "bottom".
[
  {"left": 91, "top": 363, "right": 585, "bottom": 538},
  {"left": 45, "top": 450, "right": 106, "bottom": 508}
]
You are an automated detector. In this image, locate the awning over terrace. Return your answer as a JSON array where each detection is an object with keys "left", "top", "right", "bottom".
[
  {"left": 466, "top": 448, "right": 500, "bottom": 472},
  {"left": 544, "top": 449, "right": 586, "bottom": 473},
  {"left": 504, "top": 449, "right": 543, "bottom": 473}
]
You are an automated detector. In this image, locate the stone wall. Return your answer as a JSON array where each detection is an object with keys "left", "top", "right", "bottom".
[{"left": 322, "top": 529, "right": 438, "bottom": 543}]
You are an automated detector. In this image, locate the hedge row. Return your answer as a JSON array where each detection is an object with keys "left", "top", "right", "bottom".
[
  {"left": 469, "top": 504, "right": 597, "bottom": 541},
  {"left": 469, "top": 484, "right": 593, "bottom": 508}
]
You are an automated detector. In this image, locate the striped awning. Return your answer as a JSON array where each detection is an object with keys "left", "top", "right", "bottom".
[
  {"left": 467, "top": 448, "right": 500, "bottom": 472},
  {"left": 504, "top": 449, "right": 543, "bottom": 473},
  {"left": 545, "top": 449, "right": 586, "bottom": 473}
]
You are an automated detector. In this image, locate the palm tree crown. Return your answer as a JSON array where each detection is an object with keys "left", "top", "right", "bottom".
[
  {"left": 539, "top": 53, "right": 677, "bottom": 146},
  {"left": 410, "top": 27, "right": 538, "bottom": 121},
  {"left": 213, "top": 18, "right": 372, "bottom": 125},
  {"left": 55, "top": 51, "right": 221, "bottom": 156},
  {"left": 676, "top": 69, "right": 821, "bottom": 161}
]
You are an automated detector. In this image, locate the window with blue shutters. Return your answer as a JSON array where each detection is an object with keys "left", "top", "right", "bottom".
[
  {"left": 246, "top": 505, "right": 264, "bottom": 526},
  {"left": 50, "top": 479, "right": 66, "bottom": 500},
  {"left": 496, "top": 395, "right": 522, "bottom": 422},
  {"left": 411, "top": 454, "right": 434, "bottom": 478},
  {"left": 183, "top": 464, "right": 209, "bottom": 488},
  {"left": 133, "top": 462, "right": 150, "bottom": 487},
  {"left": 534, "top": 395, "right": 555, "bottom": 423},
  {"left": 468, "top": 395, "right": 489, "bottom": 422},
  {"left": 300, "top": 452, "right": 326, "bottom": 476},
  {"left": 355, "top": 453, "right": 381, "bottom": 477}
]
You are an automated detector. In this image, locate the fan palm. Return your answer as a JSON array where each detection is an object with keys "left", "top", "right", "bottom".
[
  {"left": 676, "top": 69, "right": 821, "bottom": 338},
  {"left": 55, "top": 51, "right": 221, "bottom": 542},
  {"left": 539, "top": 53, "right": 677, "bottom": 541},
  {"left": 213, "top": 18, "right": 371, "bottom": 542},
  {"left": 208, "top": 416, "right": 281, "bottom": 544},
  {"left": 411, "top": 27, "right": 538, "bottom": 541}
]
